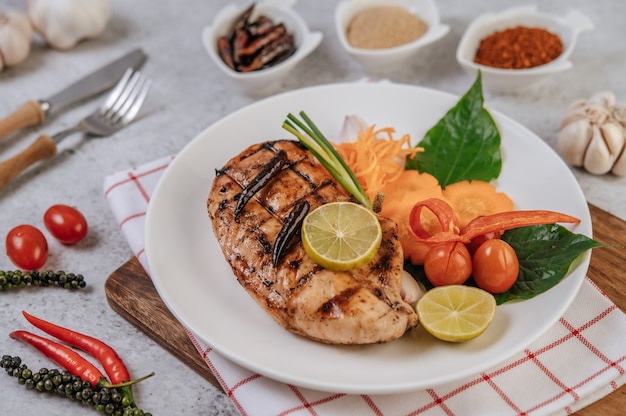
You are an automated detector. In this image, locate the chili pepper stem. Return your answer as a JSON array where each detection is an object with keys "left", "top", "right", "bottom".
[
  {"left": 101, "top": 371, "right": 155, "bottom": 389},
  {"left": 100, "top": 372, "right": 155, "bottom": 406}
]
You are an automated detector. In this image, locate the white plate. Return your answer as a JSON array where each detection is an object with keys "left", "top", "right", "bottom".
[{"left": 145, "top": 83, "right": 591, "bottom": 394}]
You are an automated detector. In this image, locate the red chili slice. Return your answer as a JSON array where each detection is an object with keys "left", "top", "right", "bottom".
[
  {"left": 407, "top": 198, "right": 580, "bottom": 246},
  {"left": 407, "top": 198, "right": 468, "bottom": 245},
  {"left": 461, "top": 210, "right": 580, "bottom": 241}
]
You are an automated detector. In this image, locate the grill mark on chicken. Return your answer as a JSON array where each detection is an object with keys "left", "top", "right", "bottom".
[
  {"left": 319, "top": 287, "right": 359, "bottom": 316},
  {"left": 207, "top": 140, "right": 418, "bottom": 344}
]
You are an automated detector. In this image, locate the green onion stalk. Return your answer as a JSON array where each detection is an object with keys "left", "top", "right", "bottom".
[{"left": 283, "top": 112, "right": 372, "bottom": 210}]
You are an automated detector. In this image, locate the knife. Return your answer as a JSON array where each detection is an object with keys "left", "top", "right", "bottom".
[{"left": 0, "top": 48, "right": 147, "bottom": 141}]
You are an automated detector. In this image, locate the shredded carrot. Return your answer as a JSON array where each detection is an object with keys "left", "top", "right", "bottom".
[{"left": 334, "top": 124, "right": 423, "bottom": 201}]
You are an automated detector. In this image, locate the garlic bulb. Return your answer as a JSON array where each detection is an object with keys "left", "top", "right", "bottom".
[
  {"left": 0, "top": 10, "right": 33, "bottom": 71},
  {"left": 613, "top": 104, "right": 626, "bottom": 129},
  {"left": 557, "top": 92, "right": 626, "bottom": 176},
  {"left": 27, "top": 0, "right": 111, "bottom": 50},
  {"left": 400, "top": 270, "right": 426, "bottom": 307},
  {"left": 587, "top": 90, "right": 616, "bottom": 109}
]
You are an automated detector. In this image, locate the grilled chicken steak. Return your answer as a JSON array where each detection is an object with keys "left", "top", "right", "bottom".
[{"left": 206, "top": 140, "right": 418, "bottom": 344}]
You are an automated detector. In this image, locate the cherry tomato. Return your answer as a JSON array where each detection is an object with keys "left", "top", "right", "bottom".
[
  {"left": 6, "top": 225, "right": 49, "bottom": 270},
  {"left": 472, "top": 239, "right": 519, "bottom": 294},
  {"left": 43, "top": 204, "right": 88, "bottom": 244},
  {"left": 466, "top": 231, "right": 503, "bottom": 255},
  {"left": 423, "top": 241, "right": 472, "bottom": 286}
]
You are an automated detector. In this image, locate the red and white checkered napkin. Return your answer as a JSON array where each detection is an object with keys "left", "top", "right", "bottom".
[{"left": 103, "top": 155, "right": 626, "bottom": 416}]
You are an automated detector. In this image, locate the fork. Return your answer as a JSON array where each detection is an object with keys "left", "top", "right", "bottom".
[{"left": 0, "top": 69, "right": 151, "bottom": 188}]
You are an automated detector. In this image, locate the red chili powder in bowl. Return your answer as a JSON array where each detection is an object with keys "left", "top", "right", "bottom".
[{"left": 474, "top": 26, "right": 563, "bottom": 69}]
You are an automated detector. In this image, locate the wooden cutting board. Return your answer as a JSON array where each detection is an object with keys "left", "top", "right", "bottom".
[{"left": 105, "top": 204, "right": 626, "bottom": 415}]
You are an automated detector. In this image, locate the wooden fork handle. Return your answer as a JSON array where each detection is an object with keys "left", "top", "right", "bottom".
[
  {"left": 0, "top": 135, "right": 57, "bottom": 188},
  {"left": 0, "top": 100, "right": 46, "bottom": 140}
]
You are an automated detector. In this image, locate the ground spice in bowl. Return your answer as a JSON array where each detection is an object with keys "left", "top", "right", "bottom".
[
  {"left": 346, "top": 6, "right": 428, "bottom": 49},
  {"left": 474, "top": 26, "right": 563, "bottom": 69}
]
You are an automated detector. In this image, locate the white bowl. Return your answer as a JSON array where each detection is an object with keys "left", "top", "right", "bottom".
[
  {"left": 456, "top": 5, "right": 594, "bottom": 94},
  {"left": 335, "top": 0, "right": 450, "bottom": 74},
  {"left": 202, "top": 0, "right": 322, "bottom": 95}
]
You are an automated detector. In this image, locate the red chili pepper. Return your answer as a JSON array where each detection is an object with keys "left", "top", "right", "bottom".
[
  {"left": 461, "top": 210, "right": 580, "bottom": 241},
  {"left": 408, "top": 198, "right": 468, "bottom": 245},
  {"left": 408, "top": 198, "right": 581, "bottom": 245},
  {"left": 22, "top": 311, "right": 131, "bottom": 384},
  {"left": 9, "top": 330, "right": 105, "bottom": 388},
  {"left": 10, "top": 325, "right": 153, "bottom": 406}
]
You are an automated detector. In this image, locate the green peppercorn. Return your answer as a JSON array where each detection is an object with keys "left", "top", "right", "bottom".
[
  {"left": 61, "top": 371, "right": 72, "bottom": 383},
  {"left": 1, "top": 356, "right": 151, "bottom": 414},
  {"left": 82, "top": 387, "right": 93, "bottom": 400},
  {"left": 0, "top": 270, "right": 87, "bottom": 291},
  {"left": 72, "top": 380, "right": 82, "bottom": 392},
  {"left": 44, "top": 378, "right": 54, "bottom": 391},
  {"left": 10, "top": 272, "right": 21, "bottom": 285}
]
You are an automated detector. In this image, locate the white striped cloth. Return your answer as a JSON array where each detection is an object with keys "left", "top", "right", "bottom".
[{"left": 104, "top": 155, "right": 626, "bottom": 416}]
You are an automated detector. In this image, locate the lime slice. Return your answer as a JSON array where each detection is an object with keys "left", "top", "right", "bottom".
[
  {"left": 301, "top": 202, "right": 382, "bottom": 271},
  {"left": 416, "top": 285, "right": 496, "bottom": 342}
]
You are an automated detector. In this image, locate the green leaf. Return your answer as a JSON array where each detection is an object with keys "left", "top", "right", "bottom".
[
  {"left": 495, "top": 224, "right": 605, "bottom": 304},
  {"left": 406, "top": 72, "right": 502, "bottom": 188}
]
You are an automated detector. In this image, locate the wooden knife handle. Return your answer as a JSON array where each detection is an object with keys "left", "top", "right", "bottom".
[
  {"left": 0, "top": 100, "right": 46, "bottom": 140},
  {"left": 0, "top": 135, "right": 57, "bottom": 188}
]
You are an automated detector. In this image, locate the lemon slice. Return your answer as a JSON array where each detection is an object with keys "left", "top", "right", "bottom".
[
  {"left": 416, "top": 285, "right": 496, "bottom": 342},
  {"left": 301, "top": 202, "right": 382, "bottom": 271}
]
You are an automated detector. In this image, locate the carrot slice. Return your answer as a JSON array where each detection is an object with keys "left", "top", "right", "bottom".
[
  {"left": 379, "top": 170, "right": 447, "bottom": 265},
  {"left": 442, "top": 180, "right": 515, "bottom": 228}
]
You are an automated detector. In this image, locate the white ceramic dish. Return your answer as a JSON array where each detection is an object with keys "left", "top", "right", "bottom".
[
  {"left": 335, "top": 0, "right": 449, "bottom": 73},
  {"left": 202, "top": 0, "right": 322, "bottom": 95},
  {"left": 456, "top": 5, "right": 593, "bottom": 93},
  {"left": 145, "top": 83, "right": 591, "bottom": 394}
]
